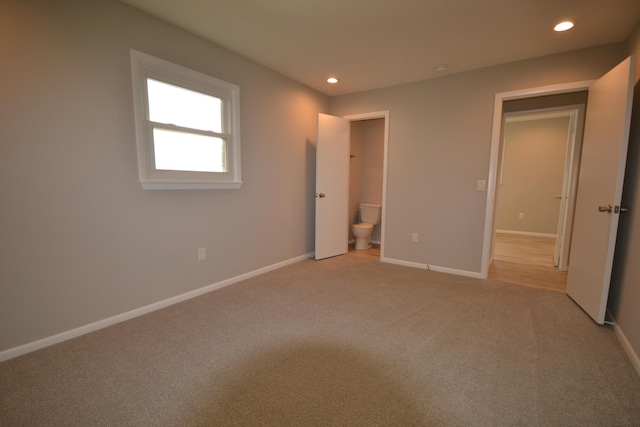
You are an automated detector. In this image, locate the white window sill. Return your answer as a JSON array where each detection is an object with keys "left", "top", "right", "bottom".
[{"left": 141, "top": 181, "right": 243, "bottom": 190}]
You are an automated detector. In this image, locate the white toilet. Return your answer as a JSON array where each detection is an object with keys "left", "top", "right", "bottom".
[{"left": 352, "top": 203, "right": 382, "bottom": 250}]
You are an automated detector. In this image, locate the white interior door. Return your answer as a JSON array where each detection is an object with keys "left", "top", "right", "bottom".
[
  {"left": 566, "top": 56, "right": 635, "bottom": 324},
  {"left": 315, "top": 113, "right": 350, "bottom": 260}
]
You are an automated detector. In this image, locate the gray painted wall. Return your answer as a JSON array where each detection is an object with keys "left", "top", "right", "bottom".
[
  {"left": 330, "top": 44, "right": 626, "bottom": 273},
  {"left": 0, "top": 0, "right": 328, "bottom": 352},
  {"left": 496, "top": 117, "right": 570, "bottom": 235}
]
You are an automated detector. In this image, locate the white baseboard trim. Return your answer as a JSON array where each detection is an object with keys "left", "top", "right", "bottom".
[
  {"left": 612, "top": 321, "right": 640, "bottom": 378},
  {"left": 429, "top": 264, "right": 485, "bottom": 279},
  {"left": 382, "top": 257, "right": 429, "bottom": 270},
  {"left": 496, "top": 229, "right": 557, "bottom": 238},
  {"left": 0, "top": 253, "right": 312, "bottom": 363},
  {"left": 381, "top": 257, "right": 484, "bottom": 279}
]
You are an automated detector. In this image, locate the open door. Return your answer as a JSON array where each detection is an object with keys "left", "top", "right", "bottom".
[
  {"left": 566, "top": 56, "right": 635, "bottom": 324},
  {"left": 315, "top": 113, "right": 350, "bottom": 260}
]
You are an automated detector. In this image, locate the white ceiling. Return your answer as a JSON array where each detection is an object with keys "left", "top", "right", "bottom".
[{"left": 120, "top": 0, "right": 640, "bottom": 96}]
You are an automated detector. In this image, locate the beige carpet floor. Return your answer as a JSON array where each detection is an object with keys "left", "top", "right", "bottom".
[{"left": 1, "top": 252, "right": 639, "bottom": 426}]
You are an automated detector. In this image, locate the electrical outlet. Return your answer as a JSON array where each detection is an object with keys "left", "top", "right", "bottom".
[
  {"left": 476, "top": 180, "right": 486, "bottom": 192},
  {"left": 412, "top": 233, "right": 419, "bottom": 243},
  {"left": 518, "top": 213, "right": 525, "bottom": 220},
  {"left": 198, "top": 247, "right": 206, "bottom": 261}
]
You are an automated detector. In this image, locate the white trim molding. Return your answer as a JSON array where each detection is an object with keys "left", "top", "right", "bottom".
[
  {"left": 613, "top": 322, "right": 640, "bottom": 378},
  {"left": 382, "top": 257, "right": 484, "bottom": 279}
]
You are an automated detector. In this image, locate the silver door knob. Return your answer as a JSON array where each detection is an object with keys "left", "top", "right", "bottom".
[
  {"left": 598, "top": 205, "right": 613, "bottom": 213},
  {"left": 317, "top": 192, "right": 326, "bottom": 198}
]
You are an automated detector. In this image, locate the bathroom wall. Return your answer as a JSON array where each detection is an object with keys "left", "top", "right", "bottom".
[
  {"left": 360, "top": 119, "right": 385, "bottom": 242},
  {"left": 361, "top": 120, "right": 385, "bottom": 203},
  {"left": 348, "top": 119, "right": 385, "bottom": 243},
  {"left": 349, "top": 122, "right": 363, "bottom": 239}
]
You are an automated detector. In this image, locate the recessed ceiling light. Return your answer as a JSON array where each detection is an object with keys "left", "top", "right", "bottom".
[
  {"left": 326, "top": 77, "right": 339, "bottom": 84},
  {"left": 554, "top": 21, "right": 575, "bottom": 32}
]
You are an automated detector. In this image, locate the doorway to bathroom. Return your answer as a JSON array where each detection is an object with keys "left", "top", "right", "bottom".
[
  {"left": 348, "top": 117, "right": 385, "bottom": 259},
  {"left": 314, "top": 111, "right": 389, "bottom": 261}
]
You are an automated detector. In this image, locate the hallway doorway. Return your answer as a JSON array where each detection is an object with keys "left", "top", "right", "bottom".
[{"left": 483, "top": 90, "right": 588, "bottom": 290}]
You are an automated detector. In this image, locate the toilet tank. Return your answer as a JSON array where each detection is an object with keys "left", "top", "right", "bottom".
[{"left": 359, "top": 203, "right": 381, "bottom": 225}]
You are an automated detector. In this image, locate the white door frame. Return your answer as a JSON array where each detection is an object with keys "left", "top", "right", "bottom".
[
  {"left": 481, "top": 81, "right": 595, "bottom": 278},
  {"left": 343, "top": 111, "right": 390, "bottom": 259},
  {"left": 554, "top": 106, "right": 585, "bottom": 271}
]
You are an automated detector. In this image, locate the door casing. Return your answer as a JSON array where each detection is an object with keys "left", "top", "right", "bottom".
[
  {"left": 482, "top": 80, "right": 595, "bottom": 278},
  {"left": 315, "top": 111, "right": 390, "bottom": 260},
  {"left": 344, "top": 111, "right": 390, "bottom": 260}
]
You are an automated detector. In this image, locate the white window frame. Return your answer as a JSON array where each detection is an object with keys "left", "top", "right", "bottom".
[{"left": 130, "top": 50, "right": 242, "bottom": 190}]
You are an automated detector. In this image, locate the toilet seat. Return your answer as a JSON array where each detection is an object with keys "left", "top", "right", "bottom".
[{"left": 352, "top": 222, "right": 373, "bottom": 230}]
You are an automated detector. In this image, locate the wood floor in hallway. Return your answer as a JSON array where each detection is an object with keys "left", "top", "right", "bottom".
[{"left": 489, "top": 233, "right": 567, "bottom": 292}]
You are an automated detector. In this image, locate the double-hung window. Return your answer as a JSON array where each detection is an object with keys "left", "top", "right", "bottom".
[{"left": 130, "top": 50, "right": 241, "bottom": 189}]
